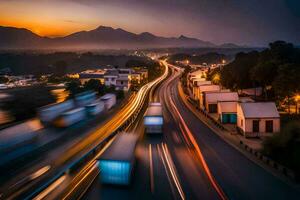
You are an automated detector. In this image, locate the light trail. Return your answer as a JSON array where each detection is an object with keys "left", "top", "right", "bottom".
[
  {"left": 149, "top": 144, "right": 155, "bottom": 194},
  {"left": 33, "top": 175, "right": 66, "bottom": 200},
  {"left": 161, "top": 143, "right": 185, "bottom": 200},
  {"left": 31, "top": 60, "right": 169, "bottom": 200},
  {"left": 169, "top": 86, "right": 227, "bottom": 200}
]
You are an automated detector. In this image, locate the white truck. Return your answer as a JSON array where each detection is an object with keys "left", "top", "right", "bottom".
[
  {"left": 144, "top": 102, "right": 164, "bottom": 134},
  {"left": 54, "top": 107, "right": 86, "bottom": 128},
  {"left": 100, "top": 93, "right": 116, "bottom": 110},
  {"left": 85, "top": 100, "right": 105, "bottom": 116},
  {"left": 38, "top": 100, "right": 75, "bottom": 124}
]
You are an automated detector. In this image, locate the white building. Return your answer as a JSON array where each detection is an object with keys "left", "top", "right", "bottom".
[
  {"left": 198, "top": 85, "right": 221, "bottom": 107},
  {"left": 217, "top": 101, "right": 237, "bottom": 124},
  {"left": 104, "top": 69, "right": 119, "bottom": 87},
  {"left": 203, "top": 91, "right": 239, "bottom": 113},
  {"left": 116, "top": 76, "right": 130, "bottom": 91},
  {"left": 237, "top": 102, "right": 280, "bottom": 137},
  {"left": 190, "top": 79, "right": 211, "bottom": 100}
]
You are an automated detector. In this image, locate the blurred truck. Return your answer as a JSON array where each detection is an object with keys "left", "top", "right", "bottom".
[
  {"left": 75, "top": 91, "right": 97, "bottom": 107},
  {"left": 144, "top": 102, "right": 164, "bottom": 134},
  {"left": 98, "top": 133, "right": 138, "bottom": 185},
  {"left": 100, "top": 93, "right": 116, "bottom": 110},
  {"left": 85, "top": 100, "right": 105, "bottom": 116},
  {"left": 38, "top": 100, "right": 75, "bottom": 124},
  {"left": 54, "top": 107, "right": 86, "bottom": 128}
]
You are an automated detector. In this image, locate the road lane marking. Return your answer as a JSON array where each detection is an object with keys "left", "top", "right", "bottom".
[
  {"left": 161, "top": 143, "right": 185, "bottom": 200},
  {"left": 157, "top": 144, "right": 177, "bottom": 199},
  {"left": 149, "top": 144, "right": 155, "bottom": 194},
  {"left": 169, "top": 95, "right": 227, "bottom": 200},
  {"left": 33, "top": 175, "right": 66, "bottom": 200},
  {"left": 157, "top": 143, "right": 185, "bottom": 200}
]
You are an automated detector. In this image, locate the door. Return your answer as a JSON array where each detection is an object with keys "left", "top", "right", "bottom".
[
  {"left": 222, "top": 114, "right": 229, "bottom": 123},
  {"left": 252, "top": 120, "right": 260, "bottom": 132},
  {"left": 230, "top": 114, "right": 237, "bottom": 124},
  {"left": 266, "top": 120, "right": 273, "bottom": 133}
]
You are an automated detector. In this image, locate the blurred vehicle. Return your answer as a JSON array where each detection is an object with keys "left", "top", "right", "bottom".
[
  {"left": 100, "top": 93, "right": 116, "bottom": 110},
  {"left": 85, "top": 101, "right": 105, "bottom": 116},
  {"left": 38, "top": 100, "right": 75, "bottom": 124},
  {"left": 75, "top": 91, "right": 97, "bottom": 107},
  {"left": 0, "top": 119, "right": 42, "bottom": 165},
  {"left": 54, "top": 107, "right": 86, "bottom": 128},
  {"left": 144, "top": 102, "right": 164, "bottom": 134},
  {"left": 98, "top": 133, "right": 138, "bottom": 185}
]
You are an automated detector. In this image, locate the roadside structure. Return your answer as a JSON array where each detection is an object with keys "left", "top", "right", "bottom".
[{"left": 237, "top": 102, "right": 280, "bottom": 137}]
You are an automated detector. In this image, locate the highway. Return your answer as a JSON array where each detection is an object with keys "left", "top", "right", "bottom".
[
  {"left": 2, "top": 61, "right": 299, "bottom": 200},
  {"left": 0, "top": 62, "right": 168, "bottom": 199},
  {"left": 84, "top": 62, "right": 299, "bottom": 200}
]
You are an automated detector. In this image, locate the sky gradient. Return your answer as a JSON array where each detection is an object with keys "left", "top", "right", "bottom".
[{"left": 0, "top": 0, "right": 299, "bottom": 46}]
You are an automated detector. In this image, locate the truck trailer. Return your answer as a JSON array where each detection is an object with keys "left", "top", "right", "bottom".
[
  {"left": 38, "top": 100, "right": 75, "bottom": 124},
  {"left": 54, "top": 107, "right": 86, "bottom": 128},
  {"left": 100, "top": 93, "right": 116, "bottom": 110},
  {"left": 144, "top": 102, "right": 164, "bottom": 134},
  {"left": 75, "top": 91, "right": 97, "bottom": 107},
  {"left": 85, "top": 100, "right": 105, "bottom": 116},
  {"left": 98, "top": 133, "right": 138, "bottom": 185}
]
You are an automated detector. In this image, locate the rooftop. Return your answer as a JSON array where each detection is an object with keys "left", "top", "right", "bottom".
[
  {"left": 240, "top": 102, "right": 280, "bottom": 118},
  {"left": 100, "top": 133, "right": 138, "bottom": 161}
]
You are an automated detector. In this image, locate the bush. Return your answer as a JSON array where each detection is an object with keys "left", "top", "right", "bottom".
[{"left": 263, "top": 122, "right": 300, "bottom": 171}]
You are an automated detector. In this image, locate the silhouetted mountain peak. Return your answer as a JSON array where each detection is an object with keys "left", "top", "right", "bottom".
[{"left": 0, "top": 25, "right": 232, "bottom": 49}]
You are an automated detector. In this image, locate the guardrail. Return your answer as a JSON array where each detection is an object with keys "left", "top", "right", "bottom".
[
  {"left": 183, "top": 86, "right": 299, "bottom": 183},
  {"left": 239, "top": 140, "right": 298, "bottom": 181}
]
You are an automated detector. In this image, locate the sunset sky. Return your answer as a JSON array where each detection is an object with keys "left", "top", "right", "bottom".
[{"left": 0, "top": 0, "right": 299, "bottom": 46}]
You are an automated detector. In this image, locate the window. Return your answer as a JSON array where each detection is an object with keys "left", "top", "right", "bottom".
[
  {"left": 241, "top": 119, "right": 243, "bottom": 126},
  {"left": 253, "top": 120, "right": 260, "bottom": 132},
  {"left": 266, "top": 120, "right": 273, "bottom": 133}
]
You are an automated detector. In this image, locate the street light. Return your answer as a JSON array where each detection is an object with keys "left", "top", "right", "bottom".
[{"left": 294, "top": 94, "right": 300, "bottom": 114}]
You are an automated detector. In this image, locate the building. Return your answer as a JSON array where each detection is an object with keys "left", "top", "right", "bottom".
[
  {"left": 198, "top": 85, "right": 221, "bottom": 107},
  {"left": 190, "top": 80, "right": 211, "bottom": 100},
  {"left": 217, "top": 101, "right": 237, "bottom": 124},
  {"left": 104, "top": 69, "right": 119, "bottom": 87},
  {"left": 79, "top": 70, "right": 105, "bottom": 84},
  {"left": 203, "top": 91, "right": 238, "bottom": 113},
  {"left": 116, "top": 76, "right": 130, "bottom": 91},
  {"left": 237, "top": 102, "right": 280, "bottom": 137}
]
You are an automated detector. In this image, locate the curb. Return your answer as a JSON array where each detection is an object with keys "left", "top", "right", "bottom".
[{"left": 178, "top": 82, "right": 299, "bottom": 184}]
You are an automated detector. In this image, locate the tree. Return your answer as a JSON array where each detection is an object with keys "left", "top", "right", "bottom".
[
  {"left": 219, "top": 51, "right": 259, "bottom": 90},
  {"left": 66, "top": 79, "right": 82, "bottom": 97},
  {"left": 263, "top": 122, "right": 300, "bottom": 171},
  {"left": 272, "top": 63, "right": 300, "bottom": 112},
  {"left": 84, "top": 79, "right": 101, "bottom": 93}
]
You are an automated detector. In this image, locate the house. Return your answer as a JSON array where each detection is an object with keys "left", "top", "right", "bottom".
[
  {"left": 116, "top": 76, "right": 130, "bottom": 91},
  {"left": 198, "top": 85, "right": 221, "bottom": 107},
  {"left": 118, "top": 68, "right": 133, "bottom": 78},
  {"left": 187, "top": 69, "right": 206, "bottom": 88},
  {"left": 191, "top": 80, "right": 211, "bottom": 100},
  {"left": 204, "top": 91, "right": 238, "bottom": 113},
  {"left": 104, "top": 69, "right": 119, "bottom": 87},
  {"left": 237, "top": 102, "right": 280, "bottom": 137},
  {"left": 79, "top": 70, "right": 105, "bottom": 84},
  {"left": 218, "top": 101, "right": 237, "bottom": 124}
]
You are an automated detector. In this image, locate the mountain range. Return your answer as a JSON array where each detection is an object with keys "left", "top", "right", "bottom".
[{"left": 0, "top": 25, "right": 243, "bottom": 50}]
